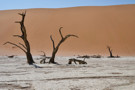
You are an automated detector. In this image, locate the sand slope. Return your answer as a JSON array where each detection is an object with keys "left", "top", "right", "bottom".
[{"left": 0, "top": 4, "right": 135, "bottom": 56}]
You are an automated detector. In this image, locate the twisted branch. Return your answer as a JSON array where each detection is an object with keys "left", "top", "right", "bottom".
[
  {"left": 50, "top": 35, "right": 55, "bottom": 50},
  {"left": 49, "top": 27, "right": 79, "bottom": 63},
  {"left": 3, "top": 42, "right": 26, "bottom": 53},
  {"left": 19, "top": 42, "right": 27, "bottom": 50},
  {"left": 59, "top": 27, "right": 63, "bottom": 39}
]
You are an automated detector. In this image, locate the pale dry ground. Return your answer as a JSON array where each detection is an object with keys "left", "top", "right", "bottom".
[
  {"left": 0, "top": 4, "right": 135, "bottom": 56},
  {"left": 0, "top": 56, "right": 135, "bottom": 90}
]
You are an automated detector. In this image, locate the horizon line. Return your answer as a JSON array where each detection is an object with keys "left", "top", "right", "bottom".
[{"left": 0, "top": 4, "right": 135, "bottom": 11}]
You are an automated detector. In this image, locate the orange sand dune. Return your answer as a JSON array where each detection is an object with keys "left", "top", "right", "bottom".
[{"left": 0, "top": 5, "right": 135, "bottom": 56}]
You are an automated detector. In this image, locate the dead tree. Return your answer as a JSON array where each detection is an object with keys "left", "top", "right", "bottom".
[
  {"left": 49, "top": 27, "right": 78, "bottom": 64},
  {"left": 107, "top": 46, "right": 114, "bottom": 58},
  {"left": 3, "top": 11, "right": 35, "bottom": 64},
  {"left": 40, "top": 51, "right": 46, "bottom": 64}
]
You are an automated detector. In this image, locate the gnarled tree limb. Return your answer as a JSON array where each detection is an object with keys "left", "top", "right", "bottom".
[
  {"left": 49, "top": 27, "right": 78, "bottom": 63},
  {"left": 13, "top": 35, "right": 22, "bottom": 39},
  {"left": 40, "top": 51, "right": 46, "bottom": 57},
  {"left": 4, "top": 42, "right": 26, "bottom": 53},
  {"left": 59, "top": 27, "right": 63, "bottom": 39},
  {"left": 50, "top": 35, "right": 55, "bottom": 50},
  {"left": 19, "top": 42, "right": 27, "bottom": 50},
  {"left": 40, "top": 51, "right": 47, "bottom": 64}
]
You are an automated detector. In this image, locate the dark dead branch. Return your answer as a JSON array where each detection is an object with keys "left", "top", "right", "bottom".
[
  {"left": 91, "top": 55, "right": 101, "bottom": 58},
  {"left": 40, "top": 51, "right": 50, "bottom": 64},
  {"left": 13, "top": 35, "right": 22, "bottom": 38},
  {"left": 50, "top": 35, "right": 55, "bottom": 49},
  {"left": 77, "top": 55, "right": 102, "bottom": 58},
  {"left": 49, "top": 27, "right": 78, "bottom": 64},
  {"left": 15, "top": 21, "right": 21, "bottom": 23},
  {"left": 68, "top": 58, "right": 87, "bottom": 64},
  {"left": 59, "top": 27, "right": 64, "bottom": 39},
  {"left": 19, "top": 43, "right": 27, "bottom": 50},
  {"left": 7, "top": 55, "right": 15, "bottom": 58},
  {"left": 40, "top": 51, "right": 46, "bottom": 57},
  {"left": 77, "top": 55, "right": 90, "bottom": 59},
  {"left": 4, "top": 42, "right": 26, "bottom": 53}
]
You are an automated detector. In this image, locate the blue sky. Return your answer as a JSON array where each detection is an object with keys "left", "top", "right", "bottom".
[{"left": 1, "top": 0, "right": 135, "bottom": 10}]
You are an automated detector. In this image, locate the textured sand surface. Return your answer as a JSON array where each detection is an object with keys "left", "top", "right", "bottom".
[
  {"left": 0, "top": 56, "right": 135, "bottom": 90},
  {"left": 0, "top": 5, "right": 135, "bottom": 56}
]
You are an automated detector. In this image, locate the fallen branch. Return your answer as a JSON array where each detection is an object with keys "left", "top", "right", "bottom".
[{"left": 68, "top": 58, "right": 87, "bottom": 64}]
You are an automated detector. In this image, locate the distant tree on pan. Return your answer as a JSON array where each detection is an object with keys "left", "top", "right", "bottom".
[
  {"left": 4, "top": 11, "right": 35, "bottom": 65},
  {"left": 107, "top": 46, "right": 120, "bottom": 58},
  {"left": 107, "top": 46, "right": 114, "bottom": 58},
  {"left": 49, "top": 27, "right": 78, "bottom": 64}
]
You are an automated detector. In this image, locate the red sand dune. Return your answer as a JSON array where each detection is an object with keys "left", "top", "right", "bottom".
[{"left": 0, "top": 4, "right": 135, "bottom": 56}]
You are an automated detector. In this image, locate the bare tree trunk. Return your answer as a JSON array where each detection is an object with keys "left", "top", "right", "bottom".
[
  {"left": 26, "top": 52, "right": 35, "bottom": 64},
  {"left": 49, "top": 27, "right": 78, "bottom": 64},
  {"left": 49, "top": 52, "right": 56, "bottom": 63},
  {"left": 4, "top": 11, "right": 35, "bottom": 65},
  {"left": 107, "top": 46, "right": 114, "bottom": 57}
]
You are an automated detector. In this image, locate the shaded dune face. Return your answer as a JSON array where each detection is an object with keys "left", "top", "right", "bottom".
[{"left": 0, "top": 5, "right": 135, "bottom": 56}]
